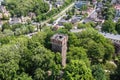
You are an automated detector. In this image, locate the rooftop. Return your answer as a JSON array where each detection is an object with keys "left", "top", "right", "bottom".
[
  {"left": 100, "top": 32, "right": 120, "bottom": 41},
  {"left": 114, "top": 4, "right": 120, "bottom": 10},
  {"left": 51, "top": 34, "right": 67, "bottom": 41},
  {"left": 70, "top": 29, "right": 85, "bottom": 33},
  {"left": 75, "top": 1, "right": 89, "bottom": 9}
]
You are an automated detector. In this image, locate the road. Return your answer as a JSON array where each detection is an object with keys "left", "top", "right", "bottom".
[
  {"left": 53, "top": 15, "right": 66, "bottom": 26},
  {"left": 80, "top": 5, "right": 96, "bottom": 23},
  {"left": 41, "top": 2, "right": 75, "bottom": 25},
  {"left": 44, "top": 0, "right": 52, "bottom": 14},
  {"left": 80, "top": 9, "right": 96, "bottom": 23},
  {"left": 27, "top": 2, "right": 75, "bottom": 38}
]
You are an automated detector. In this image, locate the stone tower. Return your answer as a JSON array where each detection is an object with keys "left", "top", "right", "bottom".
[{"left": 51, "top": 34, "right": 68, "bottom": 67}]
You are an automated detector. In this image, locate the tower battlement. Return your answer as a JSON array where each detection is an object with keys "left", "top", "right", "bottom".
[{"left": 51, "top": 34, "right": 68, "bottom": 66}]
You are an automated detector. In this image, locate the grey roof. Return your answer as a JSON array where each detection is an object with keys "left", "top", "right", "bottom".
[
  {"left": 75, "top": 1, "right": 89, "bottom": 9},
  {"left": 71, "top": 16, "right": 80, "bottom": 23},
  {"left": 55, "top": 1, "right": 64, "bottom": 5},
  {"left": 70, "top": 29, "right": 85, "bottom": 33},
  {"left": 100, "top": 32, "right": 120, "bottom": 41}
]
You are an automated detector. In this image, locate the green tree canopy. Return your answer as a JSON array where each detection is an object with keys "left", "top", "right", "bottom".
[{"left": 62, "top": 60, "right": 94, "bottom": 80}]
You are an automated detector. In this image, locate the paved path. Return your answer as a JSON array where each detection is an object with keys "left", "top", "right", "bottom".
[
  {"left": 80, "top": 5, "right": 96, "bottom": 23},
  {"left": 41, "top": 2, "right": 75, "bottom": 25}
]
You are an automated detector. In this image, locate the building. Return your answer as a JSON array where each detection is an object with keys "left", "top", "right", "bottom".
[
  {"left": 9, "top": 17, "right": 22, "bottom": 24},
  {"left": 51, "top": 34, "right": 68, "bottom": 66},
  {"left": 55, "top": 0, "right": 64, "bottom": 8},
  {"left": 58, "top": 19, "right": 68, "bottom": 26},
  {"left": 114, "top": 4, "right": 120, "bottom": 17},
  {"left": 89, "top": 11, "right": 98, "bottom": 20},
  {"left": 100, "top": 32, "right": 120, "bottom": 44},
  {"left": 75, "top": 1, "right": 90, "bottom": 10},
  {"left": 92, "top": 0, "right": 97, "bottom": 5},
  {"left": 111, "top": 0, "right": 120, "bottom": 4},
  {"left": 0, "top": 6, "right": 6, "bottom": 13},
  {"left": 0, "top": 6, "right": 10, "bottom": 18},
  {"left": 100, "top": 32, "right": 120, "bottom": 53},
  {"left": 21, "top": 16, "right": 31, "bottom": 24},
  {"left": 97, "top": 2, "right": 103, "bottom": 8},
  {"left": 71, "top": 16, "right": 81, "bottom": 24}
]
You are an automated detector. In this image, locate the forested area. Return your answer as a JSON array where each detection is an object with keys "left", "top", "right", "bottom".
[
  {"left": 4, "top": 0, "right": 49, "bottom": 17},
  {"left": 0, "top": 26, "right": 120, "bottom": 80},
  {"left": 1, "top": 23, "right": 35, "bottom": 36},
  {"left": 0, "top": 0, "right": 120, "bottom": 80},
  {"left": 102, "top": 19, "right": 120, "bottom": 34},
  {"left": 101, "top": 0, "right": 120, "bottom": 34},
  {"left": 3, "top": 0, "right": 74, "bottom": 21}
]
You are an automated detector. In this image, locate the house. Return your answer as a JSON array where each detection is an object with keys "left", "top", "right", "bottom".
[
  {"left": 0, "top": 6, "right": 6, "bottom": 13},
  {"left": 89, "top": 11, "right": 97, "bottom": 20},
  {"left": 92, "top": 0, "right": 97, "bottom": 5},
  {"left": 96, "top": 7, "right": 101, "bottom": 13},
  {"left": 9, "top": 17, "right": 22, "bottom": 24},
  {"left": 111, "top": 0, "right": 120, "bottom": 4},
  {"left": 83, "top": 18, "right": 95, "bottom": 23},
  {"left": 75, "top": 1, "right": 90, "bottom": 10},
  {"left": 114, "top": 4, "right": 120, "bottom": 17},
  {"left": 3, "top": 11, "right": 10, "bottom": 18},
  {"left": 116, "top": 10, "right": 120, "bottom": 17},
  {"left": 55, "top": 0, "right": 64, "bottom": 8},
  {"left": 100, "top": 32, "right": 120, "bottom": 44},
  {"left": 70, "top": 16, "right": 81, "bottom": 24},
  {"left": 0, "top": 6, "right": 10, "bottom": 18},
  {"left": 97, "top": 2, "right": 103, "bottom": 8},
  {"left": 58, "top": 19, "right": 68, "bottom": 26},
  {"left": 21, "top": 16, "right": 31, "bottom": 24},
  {"left": 52, "top": 25, "right": 59, "bottom": 31}
]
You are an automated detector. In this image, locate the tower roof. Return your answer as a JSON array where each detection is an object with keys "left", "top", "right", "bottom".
[{"left": 51, "top": 34, "right": 67, "bottom": 41}]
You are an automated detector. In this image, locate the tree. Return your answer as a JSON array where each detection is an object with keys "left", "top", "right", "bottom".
[
  {"left": 62, "top": 60, "right": 94, "bottom": 80},
  {"left": 101, "top": 2, "right": 115, "bottom": 20},
  {"left": 5, "top": 0, "right": 49, "bottom": 17},
  {"left": 0, "top": 44, "right": 21, "bottom": 80},
  {"left": 87, "top": 41, "right": 105, "bottom": 63},
  {"left": 77, "top": 23, "right": 87, "bottom": 29},
  {"left": 67, "top": 47, "right": 90, "bottom": 66},
  {"left": 14, "top": 73, "right": 32, "bottom": 80},
  {"left": 103, "top": 43, "right": 115, "bottom": 61},
  {"left": 33, "top": 68, "right": 46, "bottom": 80},
  {"left": 115, "top": 19, "right": 120, "bottom": 34},
  {"left": 68, "top": 32, "right": 80, "bottom": 46},
  {"left": 3, "top": 29, "right": 14, "bottom": 36},
  {"left": 76, "top": 28, "right": 115, "bottom": 63},
  {"left": 110, "top": 56, "right": 120, "bottom": 80},
  {"left": 14, "top": 28, "right": 22, "bottom": 36},
  {"left": 92, "top": 65, "right": 106, "bottom": 80},
  {"left": 31, "top": 32, "right": 47, "bottom": 45},
  {"left": 63, "top": 23, "right": 73, "bottom": 31},
  {"left": 28, "top": 25, "right": 35, "bottom": 33},
  {"left": 2, "top": 22, "right": 10, "bottom": 31},
  {"left": 102, "top": 20, "right": 116, "bottom": 34}
]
